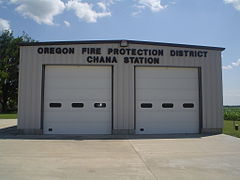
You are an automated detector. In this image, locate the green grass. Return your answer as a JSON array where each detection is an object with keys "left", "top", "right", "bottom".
[
  {"left": 223, "top": 106, "right": 240, "bottom": 138},
  {"left": 223, "top": 120, "right": 240, "bottom": 138},
  {"left": 0, "top": 113, "right": 17, "bottom": 119}
]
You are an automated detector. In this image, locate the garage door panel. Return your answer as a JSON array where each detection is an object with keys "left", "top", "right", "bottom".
[
  {"left": 136, "top": 116, "right": 198, "bottom": 134},
  {"left": 136, "top": 124, "right": 198, "bottom": 134},
  {"left": 136, "top": 90, "right": 198, "bottom": 100},
  {"left": 136, "top": 67, "right": 199, "bottom": 134},
  {"left": 47, "top": 66, "right": 110, "bottom": 76},
  {"left": 136, "top": 126, "right": 198, "bottom": 134},
  {"left": 136, "top": 67, "right": 198, "bottom": 79},
  {"left": 45, "top": 89, "right": 111, "bottom": 100},
  {"left": 137, "top": 121, "right": 198, "bottom": 130},
  {"left": 45, "top": 101, "right": 111, "bottom": 111},
  {"left": 137, "top": 102, "right": 198, "bottom": 112},
  {"left": 44, "top": 66, "right": 112, "bottom": 134},
  {"left": 137, "top": 112, "right": 198, "bottom": 121},
  {"left": 46, "top": 123, "right": 111, "bottom": 134},
  {"left": 46, "top": 122, "right": 111, "bottom": 129},
  {"left": 136, "top": 79, "right": 198, "bottom": 89},
  {"left": 136, "top": 90, "right": 198, "bottom": 99},
  {"left": 46, "top": 79, "right": 110, "bottom": 89},
  {"left": 45, "top": 113, "right": 111, "bottom": 123},
  {"left": 137, "top": 108, "right": 198, "bottom": 114}
]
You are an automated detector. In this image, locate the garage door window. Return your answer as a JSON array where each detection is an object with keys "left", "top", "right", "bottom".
[
  {"left": 72, "top": 103, "right": 84, "bottom": 108},
  {"left": 141, "top": 103, "right": 153, "bottom": 108},
  {"left": 183, "top": 103, "right": 194, "bottom": 108},
  {"left": 94, "top": 103, "right": 106, "bottom": 108},
  {"left": 162, "top": 103, "right": 174, "bottom": 108},
  {"left": 49, "top": 103, "right": 62, "bottom": 108}
]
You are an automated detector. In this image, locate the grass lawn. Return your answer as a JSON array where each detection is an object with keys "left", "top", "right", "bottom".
[
  {"left": 0, "top": 113, "right": 17, "bottom": 119},
  {"left": 223, "top": 120, "right": 240, "bottom": 138}
]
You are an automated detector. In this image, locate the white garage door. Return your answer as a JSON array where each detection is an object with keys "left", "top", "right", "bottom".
[
  {"left": 136, "top": 67, "right": 199, "bottom": 134},
  {"left": 43, "top": 66, "right": 112, "bottom": 134}
]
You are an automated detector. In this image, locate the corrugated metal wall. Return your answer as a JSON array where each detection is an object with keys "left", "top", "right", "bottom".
[{"left": 18, "top": 42, "right": 223, "bottom": 134}]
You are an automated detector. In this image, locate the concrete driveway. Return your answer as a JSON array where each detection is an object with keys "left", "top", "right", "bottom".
[
  {"left": 0, "top": 119, "right": 240, "bottom": 180},
  {"left": 0, "top": 119, "right": 17, "bottom": 129}
]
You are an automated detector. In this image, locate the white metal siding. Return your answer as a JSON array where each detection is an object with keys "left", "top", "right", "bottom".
[
  {"left": 136, "top": 67, "right": 199, "bottom": 134},
  {"left": 18, "top": 42, "right": 224, "bottom": 134},
  {"left": 43, "top": 66, "right": 112, "bottom": 134}
]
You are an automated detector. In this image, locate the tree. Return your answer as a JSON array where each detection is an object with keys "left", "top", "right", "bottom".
[{"left": 0, "top": 30, "right": 35, "bottom": 112}]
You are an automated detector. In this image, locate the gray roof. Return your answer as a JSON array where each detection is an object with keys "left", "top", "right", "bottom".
[{"left": 20, "top": 39, "right": 225, "bottom": 51}]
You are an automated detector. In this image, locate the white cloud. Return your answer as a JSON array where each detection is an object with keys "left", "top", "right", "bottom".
[
  {"left": 232, "top": 59, "right": 240, "bottom": 66},
  {"left": 10, "top": 0, "right": 65, "bottom": 25},
  {"left": 97, "top": 0, "right": 117, "bottom": 10},
  {"left": 132, "top": 5, "right": 146, "bottom": 16},
  {"left": 64, "top": 20, "right": 70, "bottom": 27},
  {"left": 98, "top": 2, "right": 107, "bottom": 11},
  {"left": 135, "top": 0, "right": 166, "bottom": 13},
  {"left": 0, "top": 18, "right": 11, "bottom": 31},
  {"left": 222, "top": 65, "right": 233, "bottom": 70},
  {"left": 223, "top": 58, "right": 240, "bottom": 70},
  {"left": 224, "top": 0, "right": 240, "bottom": 10},
  {"left": 66, "top": 0, "right": 111, "bottom": 23}
]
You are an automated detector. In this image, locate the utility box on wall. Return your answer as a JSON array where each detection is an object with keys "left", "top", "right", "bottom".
[{"left": 18, "top": 40, "right": 224, "bottom": 135}]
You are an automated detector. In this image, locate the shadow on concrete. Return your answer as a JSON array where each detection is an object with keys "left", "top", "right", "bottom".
[
  {"left": 0, "top": 126, "right": 17, "bottom": 135},
  {"left": 0, "top": 126, "right": 220, "bottom": 140}
]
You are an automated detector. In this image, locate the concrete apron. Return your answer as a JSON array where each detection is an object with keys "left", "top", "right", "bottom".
[{"left": 0, "top": 133, "right": 240, "bottom": 180}]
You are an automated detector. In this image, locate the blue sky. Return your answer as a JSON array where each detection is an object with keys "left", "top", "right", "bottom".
[{"left": 0, "top": 0, "right": 240, "bottom": 105}]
